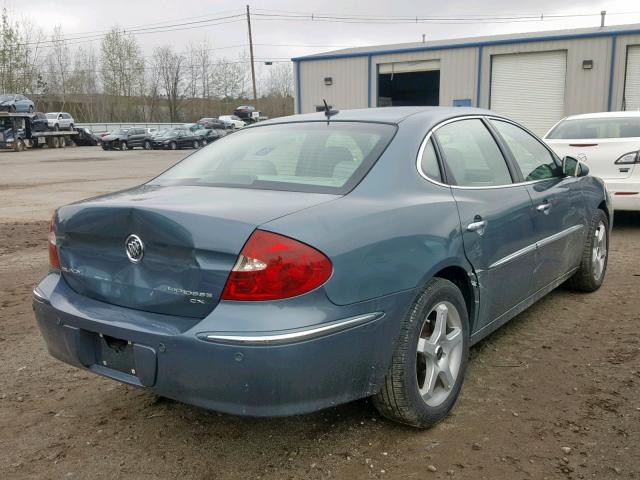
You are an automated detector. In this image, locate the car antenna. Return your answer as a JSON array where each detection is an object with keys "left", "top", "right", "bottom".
[{"left": 322, "top": 99, "right": 338, "bottom": 124}]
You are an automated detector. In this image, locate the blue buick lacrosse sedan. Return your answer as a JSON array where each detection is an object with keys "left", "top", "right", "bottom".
[{"left": 34, "top": 107, "right": 611, "bottom": 427}]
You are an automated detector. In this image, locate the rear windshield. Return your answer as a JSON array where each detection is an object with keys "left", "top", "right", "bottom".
[
  {"left": 546, "top": 117, "right": 640, "bottom": 139},
  {"left": 151, "top": 121, "right": 396, "bottom": 194}
]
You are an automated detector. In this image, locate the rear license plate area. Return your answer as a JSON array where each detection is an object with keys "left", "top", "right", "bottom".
[{"left": 96, "top": 334, "right": 136, "bottom": 375}]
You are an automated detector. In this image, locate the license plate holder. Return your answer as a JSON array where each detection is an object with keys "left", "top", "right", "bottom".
[{"left": 96, "top": 334, "right": 136, "bottom": 375}]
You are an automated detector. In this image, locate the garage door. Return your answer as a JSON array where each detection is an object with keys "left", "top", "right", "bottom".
[
  {"left": 624, "top": 45, "right": 640, "bottom": 111},
  {"left": 490, "top": 51, "right": 567, "bottom": 136}
]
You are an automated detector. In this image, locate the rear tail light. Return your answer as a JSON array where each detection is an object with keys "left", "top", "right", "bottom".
[
  {"left": 221, "top": 230, "right": 332, "bottom": 301},
  {"left": 48, "top": 213, "right": 61, "bottom": 270},
  {"left": 615, "top": 151, "right": 640, "bottom": 165}
]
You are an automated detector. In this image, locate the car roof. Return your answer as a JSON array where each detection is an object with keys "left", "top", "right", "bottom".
[
  {"left": 256, "top": 107, "right": 498, "bottom": 126},
  {"left": 561, "top": 111, "right": 640, "bottom": 120}
]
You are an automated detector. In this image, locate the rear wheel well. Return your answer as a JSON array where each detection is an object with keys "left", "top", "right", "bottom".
[
  {"left": 598, "top": 201, "right": 610, "bottom": 224},
  {"left": 434, "top": 266, "right": 475, "bottom": 328}
]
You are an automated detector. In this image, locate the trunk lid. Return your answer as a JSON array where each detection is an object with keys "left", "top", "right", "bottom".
[
  {"left": 56, "top": 185, "right": 337, "bottom": 318},
  {"left": 545, "top": 138, "right": 640, "bottom": 180}
]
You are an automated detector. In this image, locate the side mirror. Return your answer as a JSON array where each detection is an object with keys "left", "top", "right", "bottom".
[{"left": 562, "top": 156, "right": 590, "bottom": 177}]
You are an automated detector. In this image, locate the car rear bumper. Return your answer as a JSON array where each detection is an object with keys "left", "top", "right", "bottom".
[
  {"left": 33, "top": 273, "right": 408, "bottom": 416},
  {"left": 604, "top": 179, "right": 640, "bottom": 211}
]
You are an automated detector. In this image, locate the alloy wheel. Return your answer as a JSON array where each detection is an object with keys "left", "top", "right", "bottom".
[
  {"left": 416, "top": 301, "right": 464, "bottom": 408},
  {"left": 592, "top": 221, "right": 607, "bottom": 281}
]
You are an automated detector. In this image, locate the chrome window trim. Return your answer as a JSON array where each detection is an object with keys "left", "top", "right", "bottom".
[
  {"left": 202, "top": 312, "right": 383, "bottom": 345},
  {"left": 416, "top": 115, "right": 560, "bottom": 190}
]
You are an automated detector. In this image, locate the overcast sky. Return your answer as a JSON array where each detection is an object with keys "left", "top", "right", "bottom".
[{"left": 6, "top": 0, "right": 640, "bottom": 62}]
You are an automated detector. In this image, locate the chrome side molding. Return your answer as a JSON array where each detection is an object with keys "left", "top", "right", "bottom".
[{"left": 202, "top": 312, "right": 384, "bottom": 345}]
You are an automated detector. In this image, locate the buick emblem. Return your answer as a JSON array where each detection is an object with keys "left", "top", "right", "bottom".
[{"left": 125, "top": 234, "right": 144, "bottom": 263}]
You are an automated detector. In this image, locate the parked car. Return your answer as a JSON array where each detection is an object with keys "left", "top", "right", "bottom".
[
  {"left": 102, "top": 128, "right": 154, "bottom": 150},
  {"left": 30, "top": 112, "right": 50, "bottom": 132},
  {"left": 545, "top": 111, "right": 640, "bottom": 211},
  {"left": 34, "top": 107, "right": 610, "bottom": 428},
  {"left": 183, "top": 123, "right": 225, "bottom": 144},
  {"left": 152, "top": 127, "right": 201, "bottom": 150},
  {"left": 198, "top": 118, "right": 229, "bottom": 130},
  {"left": 0, "top": 93, "right": 34, "bottom": 112},
  {"left": 218, "top": 115, "right": 245, "bottom": 129},
  {"left": 73, "top": 127, "right": 101, "bottom": 147},
  {"left": 46, "top": 112, "right": 74, "bottom": 131}
]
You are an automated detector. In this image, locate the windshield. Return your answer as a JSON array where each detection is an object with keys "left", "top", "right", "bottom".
[
  {"left": 151, "top": 121, "right": 396, "bottom": 194},
  {"left": 46, "top": 113, "right": 58, "bottom": 119},
  {"left": 111, "top": 129, "right": 128, "bottom": 135},
  {"left": 546, "top": 117, "right": 640, "bottom": 139}
]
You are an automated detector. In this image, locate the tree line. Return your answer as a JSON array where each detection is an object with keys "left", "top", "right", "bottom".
[{"left": 0, "top": 9, "right": 294, "bottom": 123}]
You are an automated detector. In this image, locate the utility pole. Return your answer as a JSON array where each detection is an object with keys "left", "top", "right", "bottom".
[
  {"left": 246, "top": 5, "right": 258, "bottom": 110},
  {"left": 600, "top": 10, "right": 606, "bottom": 28}
]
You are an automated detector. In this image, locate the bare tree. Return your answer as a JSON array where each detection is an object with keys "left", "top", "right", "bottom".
[
  {"left": 46, "top": 25, "right": 70, "bottom": 108},
  {"left": 100, "top": 27, "right": 145, "bottom": 120},
  {"left": 0, "top": 8, "right": 44, "bottom": 96},
  {"left": 152, "top": 46, "right": 185, "bottom": 122}
]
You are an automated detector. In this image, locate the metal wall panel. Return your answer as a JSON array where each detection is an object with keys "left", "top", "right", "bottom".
[
  {"left": 480, "top": 36, "right": 611, "bottom": 117},
  {"left": 298, "top": 57, "right": 368, "bottom": 113},
  {"left": 296, "top": 31, "right": 640, "bottom": 118}
]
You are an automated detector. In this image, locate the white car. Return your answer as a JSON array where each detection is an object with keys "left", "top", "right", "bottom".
[
  {"left": 218, "top": 115, "right": 245, "bottom": 130},
  {"left": 46, "top": 112, "right": 75, "bottom": 131},
  {"left": 544, "top": 112, "right": 640, "bottom": 211}
]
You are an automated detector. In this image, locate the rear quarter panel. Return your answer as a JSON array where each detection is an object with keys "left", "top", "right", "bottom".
[{"left": 262, "top": 119, "right": 470, "bottom": 307}]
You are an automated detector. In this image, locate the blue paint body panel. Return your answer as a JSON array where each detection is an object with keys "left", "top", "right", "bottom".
[{"left": 33, "top": 107, "right": 610, "bottom": 416}]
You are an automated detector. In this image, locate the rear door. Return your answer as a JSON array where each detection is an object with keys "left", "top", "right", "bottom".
[
  {"left": 491, "top": 119, "right": 586, "bottom": 290},
  {"left": 433, "top": 117, "right": 536, "bottom": 330}
]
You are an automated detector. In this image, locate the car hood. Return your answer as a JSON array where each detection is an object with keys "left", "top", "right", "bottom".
[{"left": 102, "top": 135, "right": 124, "bottom": 141}]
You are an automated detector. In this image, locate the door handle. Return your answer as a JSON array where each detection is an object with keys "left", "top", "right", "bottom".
[
  {"left": 536, "top": 203, "right": 551, "bottom": 214},
  {"left": 467, "top": 220, "right": 487, "bottom": 235}
]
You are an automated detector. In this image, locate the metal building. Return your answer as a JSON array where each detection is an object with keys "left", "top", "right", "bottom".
[{"left": 292, "top": 23, "right": 640, "bottom": 135}]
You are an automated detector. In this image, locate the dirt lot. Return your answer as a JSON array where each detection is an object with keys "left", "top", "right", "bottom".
[{"left": 1, "top": 147, "right": 639, "bottom": 479}]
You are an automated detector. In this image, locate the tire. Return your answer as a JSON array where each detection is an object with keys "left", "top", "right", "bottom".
[
  {"left": 51, "top": 137, "right": 60, "bottom": 148},
  {"left": 53, "top": 124, "right": 59, "bottom": 132},
  {"left": 120, "top": 141, "right": 127, "bottom": 151},
  {"left": 15, "top": 139, "right": 26, "bottom": 152},
  {"left": 28, "top": 106, "right": 34, "bottom": 113},
  {"left": 102, "top": 144, "right": 109, "bottom": 151},
  {"left": 169, "top": 141, "right": 177, "bottom": 150},
  {"left": 143, "top": 140, "right": 151, "bottom": 150},
  {"left": 373, "top": 278, "right": 469, "bottom": 428},
  {"left": 60, "top": 137, "right": 66, "bottom": 148},
  {"left": 69, "top": 123, "right": 74, "bottom": 131},
  {"left": 566, "top": 209, "right": 609, "bottom": 292},
  {"left": 9, "top": 105, "right": 16, "bottom": 112},
  {"left": 193, "top": 140, "right": 199, "bottom": 149}
]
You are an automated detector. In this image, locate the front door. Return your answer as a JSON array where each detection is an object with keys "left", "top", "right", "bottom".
[
  {"left": 489, "top": 119, "right": 587, "bottom": 291},
  {"left": 433, "top": 118, "right": 536, "bottom": 330}
]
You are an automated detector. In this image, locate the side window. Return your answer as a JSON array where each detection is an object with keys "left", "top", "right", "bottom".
[
  {"left": 434, "top": 119, "right": 512, "bottom": 187},
  {"left": 491, "top": 120, "right": 561, "bottom": 181},
  {"left": 419, "top": 138, "right": 442, "bottom": 182}
]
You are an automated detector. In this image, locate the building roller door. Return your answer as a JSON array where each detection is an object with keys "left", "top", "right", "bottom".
[
  {"left": 490, "top": 51, "right": 567, "bottom": 136},
  {"left": 624, "top": 45, "right": 640, "bottom": 111}
]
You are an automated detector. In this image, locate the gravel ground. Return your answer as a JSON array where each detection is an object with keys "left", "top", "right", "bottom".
[{"left": 1, "top": 147, "right": 639, "bottom": 479}]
